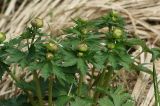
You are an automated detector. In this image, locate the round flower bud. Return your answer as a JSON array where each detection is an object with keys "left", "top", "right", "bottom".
[
  {"left": 77, "top": 52, "right": 84, "bottom": 57},
  {"left": 77, "top": 43, "right": 88, "bottom": 52},
  {"left": 107, "top": 43, "right": 115, "bottom": 49},
  {"left": 113, "top": 28, "right": 123, "bottom": 39},
  {"left": 46, "top": 42, "right": 58, "bottom": 52},
  {"left": 0, "top": 32, "right": 6, "bottom": 43},
  {"left": 31, "top": 18, "right": 43, "bottom": 28},
  {"left": 112, "top": 10, "right": 118, "bottom": 16},
  {"left": 46, "top": 52, "right": 54, "bottom": 60}
]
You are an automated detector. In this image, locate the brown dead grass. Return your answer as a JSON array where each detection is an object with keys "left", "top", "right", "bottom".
[{"left": 0, "top": 0, "right": 160, "bottom": 105}]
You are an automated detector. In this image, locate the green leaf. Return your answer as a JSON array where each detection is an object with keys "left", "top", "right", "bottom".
[
  {"left": 41, "top": 63, "right": 52, "bottom": 79},
  {"left": 70, "top": 97, "right": 91, "bottom": 106},
  {"left": 97, "top": 86, "right": 134, "bottom": 106},
  {"left": 92, "top": 53, "right": 106, "bottom": 70},
  {"left": 28, "top": 62, "right": 44, "bottom": 71},
  {"left": 131, "top": 64, "right": 152, "bottom": 75},
  {"left": 123, "top": 101, "right": 135, "bottom": 106},
  {"left": 108, "top": 54, "right": 118, "bottom": 69},
  {"left": 41, "top": 62, "right": 66, "bottom": 80},
  {"left": 27, "top": 44, "right": 36, "bottom": 61},
  {"left": 77, "top": 58, "right": 87, "bottom": 75},
  {"left": 0, "top": 94, "right": 31, "bottom": 106},
  {"left": 98, "top": 96, "right": 114, "bottom": 106},
  {"left": 150, "top": 48, "right": 160, "bottom": 61},
  {"left": 52, "top": 64, "right": 66, "bottom": 81},
  {"left": 120, "top": 61, "right": 130, "bottom": 70},
  {"left": 126, "top": 38, "right": 150, "bottom": 52},
  {"left": 5, "top": 48, "right": 25, "bottom": 64},
  {"left": 55, "top": 95, "right": 71, "bottom": 106},
  {"left": 4, "top": 37, "right": 22, "bottom": 46},
  {"left": 119, "top": 54, "right": 133, "bottom": 64},
  {"left": 16, "top": 81, "right": 35, "bottom": 92},
  {"left": 62, "top": 58, "right": 77, "bottom": 67}
]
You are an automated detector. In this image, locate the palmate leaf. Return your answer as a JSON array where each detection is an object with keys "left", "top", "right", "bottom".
[
  {"left": 53, "top": 81, "right": 71, "bottom": 97},
  {"left": 62, "top": 58, "right": 77, "bottom": 67},
  {"left": 98, "top": 96, "right": 114, "bottom": 106},
  {"left": 98, "top": 87, "right": 134, "bottom": 106},
  {"left": 108, "top": 54, "right": 118, "bottom": 69},
  {"left": 41, "top": 62, "right": 66, "bottom": 80},
  {"left": 123, "top": 101, "right": 135, "bottom": 106},
  {"left": 61, "top": 49, "right": 77, "bottom": 67},
  {"left": 131, "top": 63, "right": 152, "bottom": 75},
  {"left": 117, "top": 53, "right": 133, "bottom": 70},
  {"left": 16, "top": 80, "right": 35, "bottom": 92},
  {"left": 64, "top": 27, "right": 82, "bottom": 36},
  {"left": 119, "top": 53, "right": 133, "bottom": 64},
  {"left": 70, "top": 97, "right": 91, "bottom": 106},
  {"left": 55, "top": 95, "right": 71, "bottom": 106},
  {"left": 125, "top": 38, "right": 150, "bottom": 52},
  {"left": 120, "top": 61, "right": 130, "bottom": 70},
  {"left": 41, "top": 62, "right": 51, "bottom": 79},
  {"left": 150, "top": 48, "right": 160, "bottom": 61},
  {"left": 77, "top": 58, "right": 87, "bottom": 75},
  {"left": 5, "top": 48, "right": 25, "bottom": 64},
  {"left": 91, "top": 52, "right": 106, "bottom": 70},
  {"left": 52, "top": 64, "right": 66, "bottom": 81},
  {"left": 4, "top": 37, "right": 22, "bottom": 46}
]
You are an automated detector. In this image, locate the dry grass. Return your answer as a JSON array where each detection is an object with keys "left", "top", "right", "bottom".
[{"left": 0, "top": 0, "right": 160, "bottom": 106}]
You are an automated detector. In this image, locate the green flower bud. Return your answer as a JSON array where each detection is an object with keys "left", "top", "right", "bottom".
[
  {"left": 31, "top": 18, "right": 43, "bottom": 28},
  {"left": 0, "top": 32, "right": 6, "bottom": 43},
  {"left": 46, "top": 52, "right": 54, "bottom": 60},
  {"left": 77, "top": 52, "right": 84, "bottom": 57},
  {"left": 46, "top": 42, "right": 58, "bottom": 52},
  {"left": 107, "top": 43, "right": 115, "bottom": 49},
  {"left": 77, "top": 43, "right": 88, "bottom": 52},
  {"left": 113, "top": 28, "right": 123, "bottom": 38}
]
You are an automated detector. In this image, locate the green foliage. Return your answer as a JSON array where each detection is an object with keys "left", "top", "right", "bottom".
[
  {"left": 0, "top": 11, "right": 159, "bottom": 106},
  {"left": 97, "top": 87, "right": 134, "bottom": 106},
  {"left": 70, "top": 97, "right": 92, "bottom": 106},
  {"left": 0, "top": 94, "right": 31, "bottom": 106}
]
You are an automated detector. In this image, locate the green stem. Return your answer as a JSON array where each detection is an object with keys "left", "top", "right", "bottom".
[
  {"left": 153, "top": 62, "right": 160, "bottom": 106},
  {"left": 25, "top": 91, "right": 37, "bottom": 106},
  {"left": 102, "top": 68, "right": 113, "bottom": 88},
  {"left": 77, "top": 73, "right": 83, "bottom": 96},
  {"left": 93, "top": 69, "right": 106, "bottom": 105},
  {"left": 88, "top": 67, "right": 95, "bottom": 97},
  {"left": 93, "top": 67, "right": 113, "bottom": 104},
  {"left": 27, "top": 39, "right": 30, "bottom": 50},
  {"left": 30, "top": 34, "right": 35, "bottom": 46},
  {"left": 33, "top": 71, "right": 44, "bottom": 106},
  {"left": 48, "top": 76, "right": 54, "bottom": 106}
]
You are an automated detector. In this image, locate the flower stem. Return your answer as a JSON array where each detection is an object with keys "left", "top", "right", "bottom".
[
  {"left": 93, "top": 69, "right": 106, "bottom": 104},
  {"left": 153, "top": 62, "right": 160, "bottom": 106},
  {"left": 77, "top": 72, "right": 83, "bottom": 96},
  {"left": 88, "top": 67, "right": 95, "bottom": 97},
  {"left": 48, "top": 76, "right": 54, "bottom": 106},
  {"left": 33, "top": 71, "right": 44, "bottom": 106},
  {"left": 102, "top": 68, "right": 113, "bottom": 88},
  {"left": 26, "top": 91, "right": 37, "bottom": 106}
]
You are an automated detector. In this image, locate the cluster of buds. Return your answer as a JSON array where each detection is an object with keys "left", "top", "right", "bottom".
[
  {"left": 45, "top": 42, "right": 58, "bottom": 60},
  {"left": 76, "top": 43, "right": 88, "bottom": 57}
]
